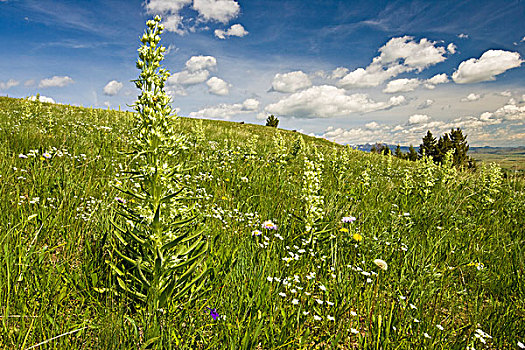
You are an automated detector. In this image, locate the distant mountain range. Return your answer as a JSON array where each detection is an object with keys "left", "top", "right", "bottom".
[{"left": 352, "top": 144, "right": 525, "bottom": 154}]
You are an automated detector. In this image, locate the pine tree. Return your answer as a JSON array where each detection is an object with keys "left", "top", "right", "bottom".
[
  {"left": 419, "top": 130, "right": 437, "bottom": 158},
  {"left": 395, "top": 144, "right": 404, "bottom": 159},
  {"left": 408, "top": 145, "right": 418, "bottom": 161},
  {"left": 449, "top": 128, "right": 469, "bottom": 167},
  {"left": 435, "top": 133, "right": 453, "bottom": 163},
  {"left": 266, "top": 114, "right": 279, "bottom": 127}
]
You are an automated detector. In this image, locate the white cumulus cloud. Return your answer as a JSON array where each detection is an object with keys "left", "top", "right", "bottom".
[
  {"left": 144, "top": 0, "right": 191, "bottom": 34},
  {"left": 383, "top": 78, "right": 421, "bottom": 93},
  {"left": 193, "top": 0, "right": 240, "bottom": 23},
  {"left": 185, "top": 55, "right": 217, "bottom": 72},
  {"left": 271, "top": 71, "right": 312, "bottom": 93},
  {"left": 189, "top": 98, "right": 259, "bottom": 120},
  {"left": 408, "top": 114, "right": 431, "bottom": 124},
  {"left": 264, "top": 85, "right": 405, "bottom": 118},
  {"left": 39, "top": 76, "right": 74, "bottom": 88},
  {"left": 338, "top": 36, "right": 450, "bottom": 89},
  {"left": 167, "top": 55, "right": 218, "bottom": 94},
  {"left": 452, "top": 50, "right": 523, "bottom": 84},
  {"left": 447, "top": 43, "right": 457, "bottom": 54},
  {"left": 145, "top": 0, "right": 241, "bottom": 34},
  {"left": 103, "top": 80, "right": 123, "bottom": 96},
  {"left": 426, "top": 73, "right": 449, "bottom": 86},
  {"left": 0, "top": 79, "right": 19, "bottom": 90},
  {"left": 214, "top": 23, "right": 248, "bottom": 39},
  {"left": 206, "top": 77, "right": 230, "bottom": 95},
  {"left": 461, "top": 93, "right": 481, "bottom": 102}
]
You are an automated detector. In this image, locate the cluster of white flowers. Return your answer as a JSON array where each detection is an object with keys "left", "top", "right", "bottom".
[{"left": 302, "top": 156, "right": 324, "bottom": 233}]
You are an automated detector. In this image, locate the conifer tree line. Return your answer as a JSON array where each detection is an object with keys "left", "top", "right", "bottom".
[{"left": 371, "top": 128, "right": 475, "bottom": 168}]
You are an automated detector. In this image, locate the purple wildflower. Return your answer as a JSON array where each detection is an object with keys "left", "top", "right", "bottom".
[
  {"left": 19, "top": 154, "right": 28, "bottom": 159},
  {"left": 341, "top": 216, "right": 356, "bottom": 223},
  {"left": 206, "top": 307, "right": 219, "bottom": 321}
]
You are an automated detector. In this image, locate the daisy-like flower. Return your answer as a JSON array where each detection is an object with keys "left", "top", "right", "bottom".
[
  {"left": 252, "top": 230, "right": 262, "bottom": 236},
  {"left": 42, "top": 152, "right": 52, "bottom": 160},
  {"left": 313, "top": 315, "right": 322, "bottom": 321},
  {"left": 350, "top": 311, "right": 357, "bottom": 316},
  {"left": 19, "top": 154, "right": 28, "bottom": 159},
  {"left": 327, "top": 315, "right": 335, "bottom": 321},
  {"left": 351, "top": 328, "right": 359, "bottom": 334},
  {"left": 315, "top": 299, "right": 324, "bottom": 304},
  {"left": 373, "top": 259, "right": 388, "bottom": 271},
  {"left": 262, "top": 220, "right": 277, "bottom": 230},
  {"left": 436, "top": 324, "right": 444, "bottom": 330},
  {"left": 267, "top": 276, "right": 273, "bottom": 282},
  {"left": 292, "top": 299, "right": 299, "bottom": 305},
  {"left": 319, "top": 284, "right": 327, "bottom": 291},
  {"left": 424, "top": 333, "right": 431, "bottom": 339},
  {"left": 342, "top": 216, "right": 356, "bottom": 223},
  {"left": 353, "top": 233, "right": 363, "bottom": 242},
  {"left": 278, "top": 292, "right": 286, "bottom": 297},
  {"left": 517, "top": 341, "right": 525, "bottom": 349}
]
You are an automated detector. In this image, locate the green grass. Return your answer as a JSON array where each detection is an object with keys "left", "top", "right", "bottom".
[
  {"left": 472, "top": 152, "right": 525, "bottom": 174},
  {"left": 1, "top": 96, "right": 524, "bottom": 349}
]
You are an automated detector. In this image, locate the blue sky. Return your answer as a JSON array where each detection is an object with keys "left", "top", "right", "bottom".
[{"left": 1, "top": 0, "right": 524, "bottom": 146}]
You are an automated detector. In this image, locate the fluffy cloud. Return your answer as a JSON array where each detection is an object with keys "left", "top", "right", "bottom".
[
  {"left": 264, "top": 85, "right": 405, "bottom": 118},
  {"left": 271, "top": 71, "right": 312, "bottom": 93},
  {"left": 28, "top": 95, "right": 55, "bottom": 103},
  {"left": 167, "top": 55, "right": 218, "bottom": 94},
  {"left": 170, "top": 70, "right": 210, "bottom": 86},
  {"left": 144, "top": 0, "right": 191, "bottom": 34},
  {"left": 338, "top": 64, "right": 408, "bottom": 89},
  {"left": 206, "top": 77, "right": 230, "bottom": 95},
  {"left": 185, "top": 55, "right": 217, "bottom": 72},
  {"left": 383, "top": 73, "right": 449, "bottom": 93},
  {"left": 321, "top": 100, "right": 525, "bottom": 146},
  {"left": 426, "top": 73, "right": 449, "bottom": 86},
  {"left": 452, "top": 50, "right": 523, "bottom": 84},
  {"left": 461, "top": 93, "right": 481, "bottom": 102},
  {"left": 499, "top": 90, "right": 512, "bottom": 97},
  {"left": 408, "top": 114, "right": 430, "bottom": 124},
  {"left": 447, "top": 43, "right": 457, "bottom": 54},
  {"left": 38, "top": 76, "right": 74, "bottom": 88},
  {"left": 338, "top": 36, "right": 450, "bottom": 89},
  {"left": 103, "top": 80, "right": 123, "bottom": 96},
  {"left": 145, "top": 0, "right": 240, "bottom": 34},
  {"left": 189, "top": 98, "right": 259, "bottom": 119},
  {"left": 193, "top": 0, "right": 240, "bottom": 23},
  {"left": 458, "top": 33, "right": 469, "bottom": 39},
  {"left": 377, "top": 36, "right": 448, "bottom": 71},
  {"left": 0, "top": 79, "right": 19, "bottom": 90},
  {"left": 214, "top": 23, "right": 248, "bottom": 39},
  {"left": 383, "top": 78, "right": 421, "bottom": 93}
]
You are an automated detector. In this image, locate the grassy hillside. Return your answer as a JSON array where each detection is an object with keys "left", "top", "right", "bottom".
[{"left": 1, "top": 96, "right": 524, "bottom": 349}]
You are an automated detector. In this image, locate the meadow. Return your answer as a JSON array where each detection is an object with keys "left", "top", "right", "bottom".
[
  {"left": 1, "top": 94, "right": 524, "bottom": 349},
  {"left": 1, "top": 17, "right": 524, "bottom": 350}
]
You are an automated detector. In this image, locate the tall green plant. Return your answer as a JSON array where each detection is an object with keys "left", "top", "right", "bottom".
[{"left": 108, "top": 15, "right": 209, "bottom": 324}]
